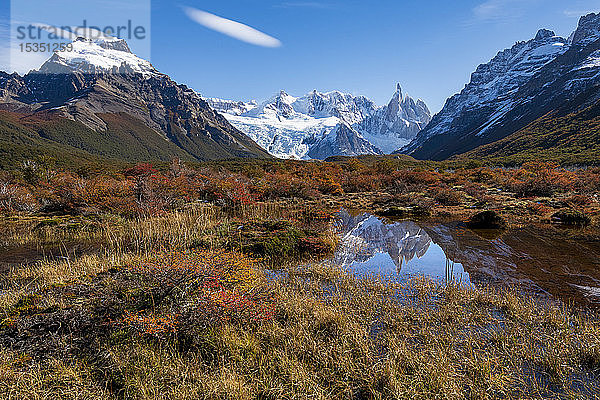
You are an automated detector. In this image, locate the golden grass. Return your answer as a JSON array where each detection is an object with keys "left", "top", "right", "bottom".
[
  {"left": 1, "top": 205, "right": 600, "bottom": 399},
  {"left": 2, "top": 260, "right": 600, "bottom": 399}
]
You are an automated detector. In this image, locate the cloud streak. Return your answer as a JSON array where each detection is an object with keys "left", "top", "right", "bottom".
[
  {"left": 471, "top": 0, "right": 537, "bottom": 23},
  {"left": 183, "top": 7, "right": 282, "bottom": 48},
  {"left": 564, "top": 10, "right": 599, "bottom": 18}
]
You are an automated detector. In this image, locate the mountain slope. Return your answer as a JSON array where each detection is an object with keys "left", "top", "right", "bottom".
[
  {"left": 208, "top": 85, "right": 431, "bottom": 159},
  {"left": 401, "top": 13, "right": 600, "bottom": 161},
  {"left": 358, "top": 84, "right": 431, "bottom": 153},
  {"left": 0, "top": 37, "right": 271, "bottom": 164},
  {"left": 0, "top": 109, "right": 201, "bottom": 168},
  {"left": 457, "top": 98, "right": 600, "bottom": 165},
  {"left": 305, "top": 123, "right": 382, "bottom": 160}
]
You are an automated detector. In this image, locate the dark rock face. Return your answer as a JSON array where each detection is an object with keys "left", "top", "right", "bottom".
[
  {"left": 306, "top": 123, "right": 382, "bottom": 160},
  {"left": 378, "top": 206, "right": 431, "bottom": 219},
  {"left": 571, "top": 13, "right": 600, "bottom": 45},
  {"left": 401, "top": 13, "right": 600, "bottom": 161},
  {"left": 1, "top": 62, "right": 270, "bottom": 161},
  {"left": 551, "top": 210, "right": 592, "bottom": 226},
  {"left": 0, "top": 72, "right": 33, "bottom": 106}
]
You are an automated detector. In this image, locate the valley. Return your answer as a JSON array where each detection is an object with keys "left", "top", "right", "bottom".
[{"left": 1, "top": 8, "right": 600, "bottom": 400}]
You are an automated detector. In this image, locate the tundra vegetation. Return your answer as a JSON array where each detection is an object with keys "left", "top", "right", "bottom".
[{"left": 1, "top": 157, "right": 600, "bottom": 399}]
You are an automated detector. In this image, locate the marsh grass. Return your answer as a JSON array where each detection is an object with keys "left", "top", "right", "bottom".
[
  {"left": 0, "top": 201, "right": 321, "bottom": 255},
  {"left": 2, "top": 256, "right": 600, "bottom": 399},
  {"left": 1, "top": 205, "right": 600, "bottom": 399}
]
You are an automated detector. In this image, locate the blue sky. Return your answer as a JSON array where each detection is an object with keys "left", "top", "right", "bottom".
[{"left": 2, "top": 1, "right": 600, "bottom": 112}]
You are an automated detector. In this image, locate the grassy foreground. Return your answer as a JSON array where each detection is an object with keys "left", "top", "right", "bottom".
[{"left": 1, "top": 205, "right": 600, "bottom": 399}]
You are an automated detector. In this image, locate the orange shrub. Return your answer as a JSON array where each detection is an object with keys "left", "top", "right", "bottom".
[{"left": 499, "top": 162, "right": 573, "bottom": 198}]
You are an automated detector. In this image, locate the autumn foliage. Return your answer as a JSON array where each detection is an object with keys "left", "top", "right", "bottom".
[
  {"left": 1, "top": 160, "right": 599, "bottom": 215},
  {"left": 115, "top": 250, "right": 275, "bottom": 338}
]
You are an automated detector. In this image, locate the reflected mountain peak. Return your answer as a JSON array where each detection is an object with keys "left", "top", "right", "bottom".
[{"left": 332, "top": 210, "right": 469, "bottom": 283}]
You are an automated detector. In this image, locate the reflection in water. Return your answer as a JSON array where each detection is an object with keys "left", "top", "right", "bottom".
[
  {"left": 331, "top": 210, "right": 600, "bottom": 306},
  {"left": 331, "top": 210, "right": 470, "bottom": 284},
  {"left": 425, "top": 222, "right": 600, "bottom": 306}
]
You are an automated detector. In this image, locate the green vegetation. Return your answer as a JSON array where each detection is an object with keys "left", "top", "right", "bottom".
[
  {"left": 458, "top": 100, "right": 600, "bottom": 166},
  {"left": 0, "top": 110, "right": 269, "bottom": 172},
  {"left": 1, "top": 155, "right": 600, "bottom": 398}
]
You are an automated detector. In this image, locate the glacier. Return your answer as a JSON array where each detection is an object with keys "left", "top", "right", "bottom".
[{"left": 206, "top": 85, "right": 431, "bottom": 160}]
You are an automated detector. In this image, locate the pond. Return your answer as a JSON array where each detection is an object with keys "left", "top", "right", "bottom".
[
  {"left": 329, "top": 209, "right": 600, "bottom": 306},
  {"left": 0, "top": 241, "right": 103, "bottom": 274}
]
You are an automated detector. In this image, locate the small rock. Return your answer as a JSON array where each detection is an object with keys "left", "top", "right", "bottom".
[
  {"left": 466, "top": 211, "right": 506, "bottom": 230},
  {"left": 551, "top": 210, "right": 591, "bottom": 226},
  {"left": 379, "top": 206, "right": 430, "bottom": 219}
]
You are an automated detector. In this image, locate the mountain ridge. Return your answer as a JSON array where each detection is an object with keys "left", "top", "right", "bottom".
[
  {"left": 0, "top": 36, "right": 271, "bottom": 164},
  {"left": 207, "top": 85, "right": 431, "bottom": 160},
  {"left": 400, "top": 13, "right": 600, "bottom": 161}
]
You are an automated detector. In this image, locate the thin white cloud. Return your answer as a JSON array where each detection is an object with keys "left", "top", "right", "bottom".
[
  {"left": 472, "top": 0, "right": 538, "bottom": 23},
  {"left": 564, "top": 10, "right": 599, "bottom": 18},
  {"left": 183, "top": 7, "right": 282, "bottom": 48},
  {"left": 473, "top": 0, "right": 502, "bottom": 20}
]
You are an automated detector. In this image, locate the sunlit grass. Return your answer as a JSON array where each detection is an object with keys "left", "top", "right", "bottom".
[{"left": 1, "top": 202, "right": 600, "bottom": 399}]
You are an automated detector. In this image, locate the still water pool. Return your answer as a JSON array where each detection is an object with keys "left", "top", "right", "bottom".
[{"left": 328, "top": 209, "right": 600, "bottom": 306}]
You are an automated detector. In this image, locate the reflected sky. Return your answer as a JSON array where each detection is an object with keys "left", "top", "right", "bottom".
[{"left": 331, "top": 210, "right": 470, "bottom": 284}]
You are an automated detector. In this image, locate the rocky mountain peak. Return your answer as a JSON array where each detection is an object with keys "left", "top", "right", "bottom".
[
  {"left": 210, "top": 84, "right": 430, "bottom": 159},
  {"left": 0, "top": 37, "right": 271, "bottom": 161},
  {"left": 93, "top": 37, "right": 133, "bottom": 53},
  {"left": 535, "top": 29, "right": 555, "bottom": 41},
  {"left": 389, "top": 84, "right": 403, "bottom": 105},
  {"left": 400, "top": 13, "right": 600, "bottom": 161},
  {"left": 571, "top": 13, "right": 600, "bottom": 45},
  {"left": 36, "top": 37, "right": 157, "bottom": 76}
]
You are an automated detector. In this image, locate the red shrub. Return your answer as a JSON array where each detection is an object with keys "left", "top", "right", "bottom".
[{"left": 124, "top": 163, "right": 159, "bottom": 178}]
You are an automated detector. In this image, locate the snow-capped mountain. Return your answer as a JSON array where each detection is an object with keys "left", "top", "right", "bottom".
[
  {"left": 359, "top": 84, "right": 431, "bottom": 153},
  {"left": 38, "top": 37, "right": 158, "bottom": 76},
  {"left": 570, "top": 13, "right": 600, "bottom": 46},
  {"left": 305, "top": 123, "right": 382, "bottom": 160},
  {"left": 0, "top": 36, "right": 270, "bottom": 162},
  {"left": 402, "top": 13, "right": 600, "bottom": 160},
  {"left": 207, "top": 85, "right": 431, "bottom": 159}
]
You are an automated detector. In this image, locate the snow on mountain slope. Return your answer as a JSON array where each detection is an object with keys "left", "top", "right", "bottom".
[
  {"left": 204, "top": 98, "right": 257, "bottom": 116},
  {"left": 578, "top": 50, "right": 600, "bottom": 70},
  {"left": 359, "top": 84, "right": 431, "bottom": 153},
  {"left": 208, "top": 85, "right": 431, "bottom": 159},
  {"left": 305, "top": 122, "right": 383, "bottom": 160},
  {"left": 224, "top": 112, "right": 340, "bottom": 159},
  {"left": 402, "top": 13, "right": 600, "bottom": 161},
  {"left": 4, "top": 36, "right": 271, "bottom": 161},
  {"left": 401, "top": 29, "right": 568, "bottom": 156},
  {"left": 38, "top": 37, "right": 158, "bottom": 76}
]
